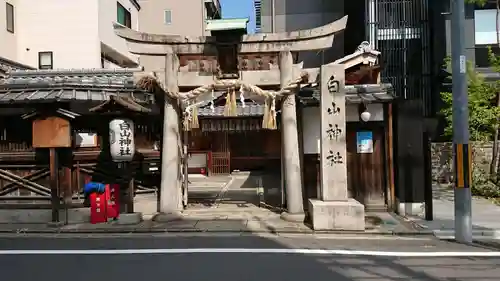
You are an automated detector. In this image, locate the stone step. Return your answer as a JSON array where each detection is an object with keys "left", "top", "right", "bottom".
[
  {"left": 188, "top": 175, "right": 231, "bottom": 183},
  {"left": 189, "top": 181, "right": 227, "bottom": 187}
]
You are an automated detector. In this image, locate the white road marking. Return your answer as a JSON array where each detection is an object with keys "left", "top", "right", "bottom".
[{"left": 0, "top": 248, "right": 499, "bottom": 257}]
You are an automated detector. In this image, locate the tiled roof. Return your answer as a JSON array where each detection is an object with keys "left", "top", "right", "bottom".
[
  {"left": 0, "top": 56, "right": 35, "bottom": 78},
  {"left": 0, "top": 68, "right": 153, "bottom": 105},
  {"left": 299, "top": 83, "right": 395, "bottom": 105},
  {"left": 197, "top": 84, "right": 394, "bottom": 116},
  {"left": 1, "top": 68, "right": 141, "bottom": 89},
  {"left": 0, "top": 88, "right": 153, "bottom": 105}
]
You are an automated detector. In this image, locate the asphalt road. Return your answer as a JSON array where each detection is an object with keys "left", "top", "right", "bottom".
[{"left": 1, "top": 234, "right": 499, "bottom": 281}]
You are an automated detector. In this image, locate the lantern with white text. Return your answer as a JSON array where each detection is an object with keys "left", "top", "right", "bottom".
[{"left": 109, "top": 119, "right": 135, "bottom": 162}]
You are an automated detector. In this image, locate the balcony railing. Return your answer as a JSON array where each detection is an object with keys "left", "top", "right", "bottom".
[{"left": 205, "top": 0, "right": 221, "bottom": 19}]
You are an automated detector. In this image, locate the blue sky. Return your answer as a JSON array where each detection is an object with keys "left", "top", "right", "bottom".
[{"left": 220, "top": 0, "right": 256, "bottom": 33}]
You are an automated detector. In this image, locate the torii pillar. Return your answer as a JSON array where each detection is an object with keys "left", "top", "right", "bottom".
[
  {"left": 157, "top": 53, "right": 183, "bottom": 220},
  {"left": 279, "top": 51, "right": 305, "bottom": 222}
]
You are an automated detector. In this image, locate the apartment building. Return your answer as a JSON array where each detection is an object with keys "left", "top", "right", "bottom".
[
  {"left": 0, "top": 0, "right": 17, "bottom": 62},
  {"left": 472, "top": 2, "right": 500, "bottom": 68},
  {"left": 254, "top": 0, "right": 436, "bottom": 215},
  {"left": 1, "top": 0, "right": 141, "bottom": 69},
  {"left": 138, "top": 0, "right": 221, "bottom": 36},
  {"left": 254, "top": 0, "right": 345, "bottom": 67}
]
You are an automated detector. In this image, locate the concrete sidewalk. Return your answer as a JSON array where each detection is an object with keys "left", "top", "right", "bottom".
[
  {"left": 0, "top": 210, "right": 421, "bottom": 235},
  {"left": 0, "top": 174, "right": 421, "bottom": 235},
  {"left": 407, "top": 184, "right": 500, "bottom": 239}
]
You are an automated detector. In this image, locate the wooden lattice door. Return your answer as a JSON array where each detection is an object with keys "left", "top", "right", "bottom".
[{"left": 211, "top": 132, "right": 230, "bottom": 174}]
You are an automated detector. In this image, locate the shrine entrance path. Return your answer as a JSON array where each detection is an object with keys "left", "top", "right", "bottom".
[{"left": 0, "top": 175, "right": 419, "bottom": 235}]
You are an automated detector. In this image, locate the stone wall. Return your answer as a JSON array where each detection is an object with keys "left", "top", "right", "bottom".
[{"left": 431, "top": 142, "right": 494, "bottom": 184}]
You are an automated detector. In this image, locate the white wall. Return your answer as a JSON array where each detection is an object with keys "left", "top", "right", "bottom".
[
  {"left": 99, "top": 0, "right": 139, "bottom": 64},
  {"left": 137, "top": 0, "right": 206, "bottom": 36},
  {"left": 0, "top": 0, "right": 18, "bottom": 62},
  {"left": 302, "top": 104, "right": 385, "bottom": 154},
  {"left": 15, "top": 0, "right": 101, "bottom": 69}
]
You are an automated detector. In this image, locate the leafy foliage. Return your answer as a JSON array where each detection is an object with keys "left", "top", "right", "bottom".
[
  {"left": 440, "top": 58, "right": 500, "bottom": 141},
  {"left": 439, "top": 0, "right": 500, "bottom": 200},
  {"left": 439, "top": 50, "right": 500, "bottom": 198},
  {"left": 464, "top": 0, "right": 488, "bottom": 6},
  {"left": 472, "top": 163, "right": 500, "bottom": 198}
]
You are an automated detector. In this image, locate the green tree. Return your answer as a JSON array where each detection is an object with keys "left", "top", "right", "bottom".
[
  {"left": 440, "top": 58, "right": 500, "bottom": 197},
  {"left": 440, "top": 59, "right": 500, "bottom": 142},
  {"left": 440, "top": 0, "right": 500, "bottom": 198},
  {"left": 445, "top": 0, "right": 500, "bottom": 178}
]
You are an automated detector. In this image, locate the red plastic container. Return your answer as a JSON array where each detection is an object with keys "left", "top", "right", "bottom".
[
  {"left": 89, "top": 191, "right": 107, "bottom": 224},
  {"left": 106, "top": 184, "right": 120, "bottom": 220}
]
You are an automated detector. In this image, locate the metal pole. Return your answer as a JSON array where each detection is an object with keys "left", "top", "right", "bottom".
[
  {"left": 271, "top": 0, "right": 276, "bottom": 33},
  {"left": 451, "top": 0, "right": 472, "bottom": 243}
]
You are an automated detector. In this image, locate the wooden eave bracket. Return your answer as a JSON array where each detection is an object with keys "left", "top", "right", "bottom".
[
  {"left": 88, "top": 95, "right": 152, "bottom": 113},
  {"left": 21, "top": 108, "right": 80, "bottom": 120}
]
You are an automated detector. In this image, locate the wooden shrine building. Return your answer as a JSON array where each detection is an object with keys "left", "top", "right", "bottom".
[{"left": 0, "top": 69, "right": 159, "bottom": 221}]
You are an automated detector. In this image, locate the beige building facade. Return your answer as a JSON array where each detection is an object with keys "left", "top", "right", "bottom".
[
  {"left": 137, "top": 0, "right": 221, "bottom": 36},
  {"left": 1, "top": 0, "right": 141, "bottom": 69}
]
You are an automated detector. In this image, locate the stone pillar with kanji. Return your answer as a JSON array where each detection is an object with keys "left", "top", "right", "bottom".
[{"left": 308, "top": 64, "right": 365, "bottom": 231}]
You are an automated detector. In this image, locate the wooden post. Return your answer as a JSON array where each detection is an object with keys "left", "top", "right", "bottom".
[
  {"left": 127, "top": 175, "right": 134, "bottom": 213},
  {"left": 75, "top": 161, "right": 81, "bottom": 201},
  {"left": 183, "top": 129, "right": 189, "bottom": 208},
  {"left": 49, "top": 148, "right": 60, "bottom": 223},
  {"left": 31, "top": 113, "right": 73, "bottom": 222},
  {"left": 387, "top": 103, "right": 396, "bottom": 212}
]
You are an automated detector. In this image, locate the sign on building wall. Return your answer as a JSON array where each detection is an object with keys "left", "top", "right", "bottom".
[
  {"left": 356, "top": 131, "right": 373, "bottom": 154},
  {"left": 109, "top": 119, "right": 135, "bottom": 162}
]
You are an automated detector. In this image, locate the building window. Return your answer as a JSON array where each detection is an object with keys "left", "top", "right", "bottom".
[
  {"left": 38, "top": 52, "right": 53, "bottom": 70},
  {"left": 164, "top": 10, "right": 172, "bottom": 25},
  {"left": 117, "top": 2, "right": 131, "bottom": 28},
  {"left": 6, "top": 3, "right": 14, "bottom": 33},
  {"left": 475, "top": 45, "right": 500, "bottom": 67},
  {"left": 474, "top": 0, "right": 497, "bottom": 10}
]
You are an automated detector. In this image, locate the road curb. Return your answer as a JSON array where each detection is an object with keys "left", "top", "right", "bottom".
[
  {"left": 432, "top": 229, "right": 500, "bottom": 239},
  {"left": 0, "top": 227, "right": 435, "bottom": 236}
]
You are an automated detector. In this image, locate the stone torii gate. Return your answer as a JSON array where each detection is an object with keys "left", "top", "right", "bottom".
[{"left": 114, "top": 16, "right": 365, "bottom": 230}]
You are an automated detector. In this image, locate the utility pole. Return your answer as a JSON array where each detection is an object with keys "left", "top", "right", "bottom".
[
  {"left": 451, "top": 0, "right": 473, "bottom": 243},
  {"left": 271, "top": 0, "right": 276, "bottom": 33}
]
